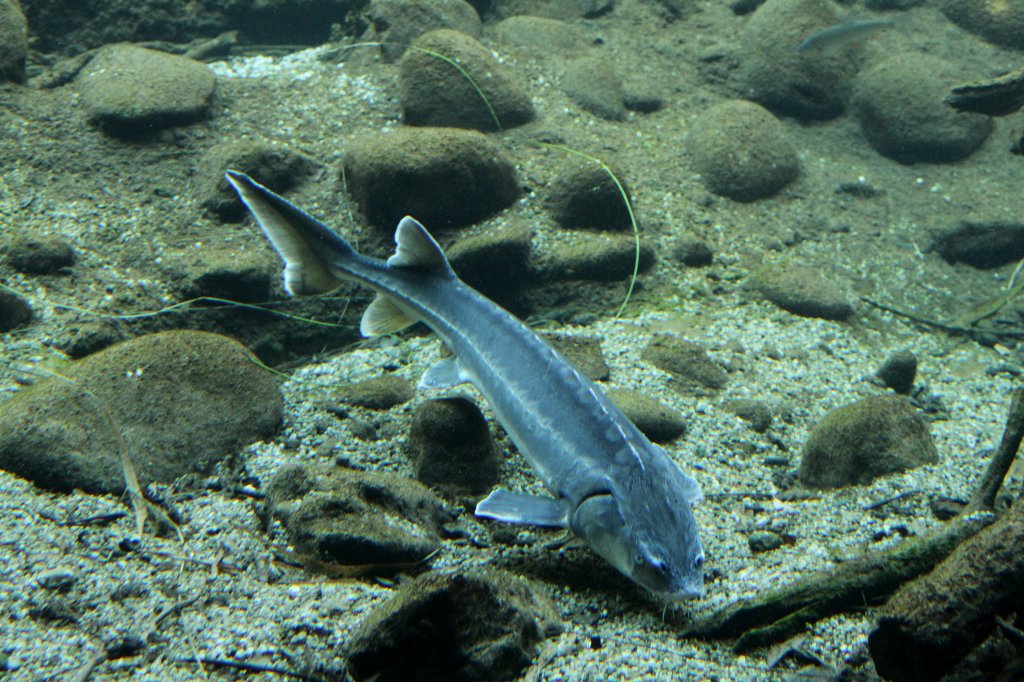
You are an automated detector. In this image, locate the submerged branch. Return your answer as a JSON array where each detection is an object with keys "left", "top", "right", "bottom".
[
  {"left": 687, "top": 385, "right": 1024, "bottom": 651},
  {"left": 684, "top": 513, "right": 992, "bottom": 652},
  {"left": 968, "top": 387, "right": 1024, "bottom": 511}
]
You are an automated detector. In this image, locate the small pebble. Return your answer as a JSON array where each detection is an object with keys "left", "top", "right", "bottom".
[
  {"left": 36, "top": 568, "right": 76, "bottom": 592},
  {"left": 876, "top": 350, "right": 917, "bottom": 394},
  {"left": 748, "top": 530, "right": 784, "bottom": 553}
]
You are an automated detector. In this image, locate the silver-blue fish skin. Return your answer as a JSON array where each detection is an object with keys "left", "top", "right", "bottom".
[{"left": 226, "top": 171, "right": 706, "bottom": 601}]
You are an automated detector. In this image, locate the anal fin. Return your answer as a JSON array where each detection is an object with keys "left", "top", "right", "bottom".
[{"left": 360, "top": 293, "right": 419, "bottom": 336}]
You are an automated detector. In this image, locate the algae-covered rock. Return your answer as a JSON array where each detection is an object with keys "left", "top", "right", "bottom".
[
  {"left": 446, "top": 224, "right": 533, "bottom": 315},
  {"left": 172, "top": 243, "right": 274, "bottom": 304},
  {"left": 197, "top": 140, "right": 317, "bottom": 222},
  {"left": 77, "top": 44, "right": 215, "bottom": 134},
  {"left": 346, "top": 569, "right": 562, "bottom": 682},
  {"left": 940, "top": 0, "right": 1024, "bottom": 50},
  {"left": 875, "top": 350, "right": 917, "bottom": 395},
  {"left": 0, "top": 330, "right": 282, "bottom": 494},
  {"left": 735, "top": 0, "right": 858, "bottom": 120},
  {"left": 546, "top": 158, "right": 633, "bottom": 231},
  {"left": 932, "top": 221, "right": 1024, "bottom": 270},
  {"left": 853, "top": 53, "right": 993, "bottom": 164},
  {"left": 799, "top": 395, "right": 937, "bottom": 489},
  {"left": 266, "top": 462, "right": 452, "bottom": 568},
  {"left": 724, "top": 398, "right": 774, "bottom": 433},
  {"left": 689, "top": 99, "right": 800, "bottom": 202},
  {"left": 0, "top": 0, "right": 27, "bottom": 84},
  {"left": 336, "top": 374, "right": 415, "bottom": 410},
  {"left": 748, "top": 530, "right": 784, "bottom": 553},
  {"left": 748, "top": 261, "right": 853, "bottom": 321},
  {"left": 561, "top": 55, "right": 627, "bottom": 121},
  {"left": 343, "top": 126, "right": 520, "bottom": 230},
  {"left": 0, "top": 285, "right": 32, "bottom": 332},
  {"left": 4, "top": 234, "right": 75, "bottom": 275},
  {"left": 534, "top": 234, "right": 655, "bottom": 282},
  {"left": 545, "top": 333, "right": 610, "bottom": 381},
  {"left": 642, "top": 334, "right": 727, "bottom": 395},
  {"left": 363, "top": 0, "right": 482, "bottom": 62},
  {"left": 400, "top": 29, "right": 535, "bottom": 131},
  {"left": 607, "top": 387, "right": 688, "bottom": 443},
  {"left": 409, "top": 397, "right": 499, "bottom": 493}
]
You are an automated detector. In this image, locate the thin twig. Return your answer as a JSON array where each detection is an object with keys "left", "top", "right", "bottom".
[
  {"left": 178, "top": 657, "right": 332, "bottom": 681},
  {"left": 70, "top": 650, "right": 107, "bottom": 682},
  {"left": 864, "top": 488, "right": 922, "bottom": 511},
  {"left": 862, "top": 297, "right": 1024, "bottom": 339}
]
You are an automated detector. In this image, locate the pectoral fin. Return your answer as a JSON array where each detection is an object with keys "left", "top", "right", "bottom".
[
  {"left": 681, "top": 472, "right": 702, "bottom": 504},
  {"left": 475, "top": 489, "right": 570, "bottom": 528}
]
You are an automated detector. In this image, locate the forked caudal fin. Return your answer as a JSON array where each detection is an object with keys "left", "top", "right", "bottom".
[
  {"left": 224, "top": 170, "right": 353, "bottom": 296},
  {"left": 224, "top": 170, "right": 454, "bottom": 338}
]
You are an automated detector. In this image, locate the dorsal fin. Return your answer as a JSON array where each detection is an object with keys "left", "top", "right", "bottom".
[
  {"left": 359, "top": 216, "right": 452, "bottom": 336},
  {"left": 387, "top": 216, "right": 454, "bottom": 276}
]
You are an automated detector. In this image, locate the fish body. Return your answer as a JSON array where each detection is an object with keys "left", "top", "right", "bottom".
[
  {"left": 226, "top": 171, "right": 706, "bottom": 601},
  {"left": 796, "top": 17, "right": 895, "bottom": 54}
]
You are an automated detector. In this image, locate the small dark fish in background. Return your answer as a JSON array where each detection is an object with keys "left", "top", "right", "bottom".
[
  {"left": 944, "top": 66, "right": 1024, "bottom": 117},
  {"left": 796, "top": 16, "right": 897, "bottom": 54}
]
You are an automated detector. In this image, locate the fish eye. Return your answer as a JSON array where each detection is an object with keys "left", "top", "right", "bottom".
[{"left": 693, "top": 555, "right": 705, "bottom": 570}]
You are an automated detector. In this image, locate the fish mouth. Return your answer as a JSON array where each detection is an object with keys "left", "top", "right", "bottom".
[{"left": 665, "top": 583, "right": 705, "bottom": 602}]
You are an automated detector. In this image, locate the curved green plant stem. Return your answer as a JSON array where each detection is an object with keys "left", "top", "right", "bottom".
[
  {"left": 538, "top": 143, "right": 641, "bottom": 318},
  {"left": 0, "top": 281, "right": 350, "bottom": 327},
  {"left": 245, "top": 353, "right": 296, "bottom": 381},
  {"left": 341, "top": 41, "right": 502, "bottom": 131},
  {"left": 412, "top": 46, "right": 503, "bottom": 131}
]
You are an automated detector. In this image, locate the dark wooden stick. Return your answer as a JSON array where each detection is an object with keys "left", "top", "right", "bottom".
[
  {"left": 861, "top": 297, "right": 1024, "bottom": 339},
  {"left": 968, "top": 387, "right": 1024, "bottom": 511},
  {"left": 687, "top": 386, "right": 1024, "bottom": 651},
  {"left": 868, "top": 496, "right": 1024, "bottom": 681},
  {"left": 683, "top": 514, "right": 991, "bottom": 652}
]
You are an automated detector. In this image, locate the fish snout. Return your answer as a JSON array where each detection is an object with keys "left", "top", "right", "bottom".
[{"left": 669, "top": 580, "right": 705, "bottom": 601}]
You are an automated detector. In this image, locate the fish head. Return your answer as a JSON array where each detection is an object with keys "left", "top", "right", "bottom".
[{"left": 570, "top": 462, "right": 705, "bottom": 600}]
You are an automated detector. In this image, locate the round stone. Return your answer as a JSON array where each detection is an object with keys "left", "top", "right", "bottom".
[
  {"left": 689, "top": 99, "right": 800, "bottom": 202},
  {"left": 853, "top": 53, "right": 993, "bottom": 164},
  {"left": 343, "top": 126, "right": 520, "bottom": 230},
  {"left": 77, "top": 44, "right": 215, "bottom": 134},
  {"left": 941, "top": 0, "right": 1024, "bottom": 50}
]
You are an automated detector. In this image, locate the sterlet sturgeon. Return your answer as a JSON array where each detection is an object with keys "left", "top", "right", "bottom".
[{"left": 225, "top": 171, "right": 706, "bottom": 600}]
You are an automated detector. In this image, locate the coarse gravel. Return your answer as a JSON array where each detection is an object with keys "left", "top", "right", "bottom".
[
  {"left": 1, "top": 298, "right": 1014, "bottom": 679},
  {"left": 3, "top": 9, "right": 1024, "bottom": 678}
]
